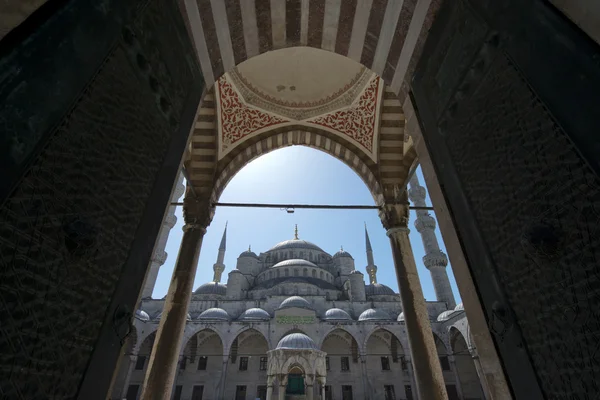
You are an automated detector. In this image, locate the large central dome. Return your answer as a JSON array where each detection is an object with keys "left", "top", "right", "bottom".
[{"left": 267, "top": 238, "right": 324, "bottom": 253}]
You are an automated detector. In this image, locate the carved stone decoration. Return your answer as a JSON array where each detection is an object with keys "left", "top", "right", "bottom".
[
  {"left": 306, "top": 77, "right": 381, "bottom": 152},
  {"left": 379, "top": 192, "right": 410, "bottom": 231},
  {"left": 217, "top": 78, "right": 290, "bottom": 153}
]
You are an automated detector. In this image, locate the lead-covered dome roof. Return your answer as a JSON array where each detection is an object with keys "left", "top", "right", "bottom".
[
  {"left": 437, "top": 310, "right": 456, "bottom": 322},
  {"left": 366, "top": 283, "right": 396, "bottom": 296},
  {"left": 276, "top": 333, "right": 317, "bottom": 350},
  {"left": 268, "top": 238, "right": 324, "bottom": 252},
  {"left": 333, "top": 248, "right": 353, "bottom": 258},
  {"left": 272, "top": 259, "right": 317, "bottom": 268},
  {"left": 194, "top": 282, "right": 227, "bottom": 295},
  {"left": 135, "top": 309, "right": 150, "bottom": 322},
  {"left": 358, "top": 308, "right": 392, "bottom": 321},
  {"left": 197, "top": 308, "right": 230, "bottom": 321},
  {"left": 239, "top": 308, "right": 271, "bottom": 321},
  {"left": 279, "top": 296, "right": 312, "bottom": 310},
  {"left": 324, "top": 308, "right": 352, "bottom": 321}
]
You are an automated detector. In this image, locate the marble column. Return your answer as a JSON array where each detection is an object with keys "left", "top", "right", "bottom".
[
  {"left": 117, "top": 355, "right": 137, "bottom": 399},
  {"left": 380, "top": 201, "right": 448, "bottom": 400},
  {"left": 306, "top": 384, "right": 314, "bottom": 400},
  {"left": 318, "top": 377, "right": 326, "bottom": 400},
  {"left": 140, "top": 191, "right": 213, "bottom": 400},
  {"left": 450, "top": 356, "right": 465, "bottom": 399},
  {"left": 266, "top": 375, "right": 275, "bottom": 400},
  {"left": 278, "top": 374, "right": 288, "bottom": 400}
]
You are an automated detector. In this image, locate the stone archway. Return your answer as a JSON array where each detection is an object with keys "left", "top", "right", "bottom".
[{"left": 449, "top": 328, "right": 484, "bottom": 400}]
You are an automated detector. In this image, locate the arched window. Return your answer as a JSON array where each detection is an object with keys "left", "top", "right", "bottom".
[
  {"left": 294, "top": 269, "right": 299, "bottom": 277},
  {"left": 285, "top": 269, "right": 289, "bottom": 277},
  {"left": 320, "top": 271, "right": 324, "bottom": 279},
  {"left": 303, "top": 268, "right": 308, "bottom": 277},
  {"left": 312, "top": 270, "right": 316, "bottom": 278},
  {"left": 277, "top": 269, "right": 281, "bottom": 278}
]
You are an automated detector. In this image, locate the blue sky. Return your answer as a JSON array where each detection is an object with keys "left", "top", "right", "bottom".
[{"left": 153, "top": 146, "right": 461, "bottom": 304}]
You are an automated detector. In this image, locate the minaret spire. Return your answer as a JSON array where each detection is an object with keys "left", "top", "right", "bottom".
[
  {"left": 408, "top": 172, "right": 456, "bottom": 309},
  {"left": 294, "top": 224, "right": 299, "bottom": 240},
  {"left": 213, "top": 223, "right": 227, "bottom": 283},
  {"left": 364, "top": 224, "right": 377, "bottom": 284}
]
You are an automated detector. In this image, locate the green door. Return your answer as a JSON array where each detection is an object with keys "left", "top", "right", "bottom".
[{"left": 286, "top": 374, "right": 305, "bottom": 395}]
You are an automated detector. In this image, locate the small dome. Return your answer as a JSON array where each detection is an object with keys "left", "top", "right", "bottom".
[
  {"left": 333, "top": 248, "right": 353, "bottom": 258},
  {"left": 239, "top": 247, "right": 258, "bottom": 258},
  {"left": 276, "top": 333, "right": 317, "bottom": 350},
  {"left": 135, "top": 309, "right": 150, "bottom": 322},
  {"left": 437, "top": 310, "right": 456, "bottom": 322},
  {"left": 272, "top": 259, "right": 317, "bottom": 268},
  {"left": 239, "top": 308, "right": 271, "bottom": 321},
  {"left": 324, "top": 308, "right": 352, "bottom": 321},
  {"left": 197, "top": 308, "right": 230, "bottom": 321},
  {"left": 366, "top": 283, "right": 396, "bottom": 296},
  {"left": 358, "top": 308, "right": 392, "bottom": 321},
  {"left": 268, "top": 239, "right": 324, "bottom": 252},
  {"left": 279, "top": 296, "right": 312, "bottom": 310},
  {"left": 454, "top": 303, "right": 464, "bottom": 311},
  {"left": 349, "top": 270, "right": 363, "bottom": 275},
  {"left": 194, "top": 282, "right": 227, "bottom": 296},
  {"left": 397, "top": 312, "right": 405, "bottom": 322}
]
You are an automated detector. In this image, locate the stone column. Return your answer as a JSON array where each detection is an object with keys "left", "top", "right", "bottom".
[
  {"left": 449, "top": 356, "right": 465, "bottom": 399},
  {"left": 380, "top": 201, "right": 448, "bottom": 400},
  {"left": 266, "top": 375, "right": 275, "bottom": 400},
  {"left": 318, "top": 377, "right": 326, "bottom": 400},
  {"left": 117, "top": 355, "right": 137, "bottom": 399},
  {"left": 278, "top": 374, "right": 287, "bottom": 400},
  {"left": 470, "top": 348, "right": 493, "bottom": 400},
  {"left": 140, "top": 192, "right": 213, "bottom": 400}
]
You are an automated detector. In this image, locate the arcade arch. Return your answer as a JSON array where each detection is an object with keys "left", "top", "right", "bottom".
[
  {"left": 177, "top": 329, "right": 224, "bottom": 399},
  {"left": 365, "top": 328, "right": 408, "bottom": 400},
  {"left": 450, "top": 328, "right": 485, "bottom": 400}
]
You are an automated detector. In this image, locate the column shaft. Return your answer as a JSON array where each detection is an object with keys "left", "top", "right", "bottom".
[
  {"left": 387, "top": 227, "right": 448, "bottom": 400},
  {"left": 266, "top": 385, "right": 274, "bottom": 400},
  {"left": 278, "top": 385, "right": 286, "bottom": 400},
  {"left": 140, "top": 225, "right": 206, "bottom": 400},
  {"left": 218, "top": 357, "right": 228, "bottom": 399}
]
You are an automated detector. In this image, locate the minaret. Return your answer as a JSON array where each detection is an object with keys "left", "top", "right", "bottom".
[
  {"left": 408, "top": 173, "right": 456, "bottom": 309},
  {"left": 364, "top": 224, "right": 378, "bottom": 284},
  {"left": 213, "top": 223, "right": 227, "bottom": 283}
]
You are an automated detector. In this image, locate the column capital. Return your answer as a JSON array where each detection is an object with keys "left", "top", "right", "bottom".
[
  {"left": 182, "top": 187, "right": 214, "bottom": 230},
  {"left": 379, "top": 198, "right": 410, "bottom": 232}
]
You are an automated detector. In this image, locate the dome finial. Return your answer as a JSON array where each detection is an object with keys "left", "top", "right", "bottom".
[
  {"left": 341, "top": 245, "right": 344, "bottom": 251},
  {"left": 294, "top": 224, "right": 299, "bottom": 240},
  {"left": 248, "top": 244, "right": 251, "bottom": 252}
]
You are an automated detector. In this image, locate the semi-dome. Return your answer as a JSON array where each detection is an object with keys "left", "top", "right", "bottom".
[
  {"left": 397, "top": 312, "right": 404, "bottom": 322},
  {"left": 197, "top": 308, "right": 230, "bottom": 321},
  {"left": 135, "top": 309, "right": 150, "bottom": 322},
  {"left": 279, "top": 296, "right": 312, "bottom": 310},
  {"left": 268, "top": 238, "right": 324, "bottom": 253},
  {"left": 272, "top": 259, "right": 317, "bottom": 268},
  {"left": 358, "top": 308, "right": 392, "bottom": 321},
  {"left": 365, "top": 283, "right": 396, "bottom": 296},
  {"left": 194, "top": 282, "right": 227, "bottom": 296},
  {"left": 454, "top": 303, "right": 464, "bottom": 311},
  {"left": 324, "top": 308, "right": 352, "bottom": 321},
  {"left": 437, "top": 310, "right": 456, "bottom": 322},
  {"left": 239, "top": 308, "right": 271, "bottom": 321},
  {"left": 333, "top": 248, "right": 353, "bottom": 258},
  {"left": 276, "top": 333, "right": 318, "bottom": 350}
]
